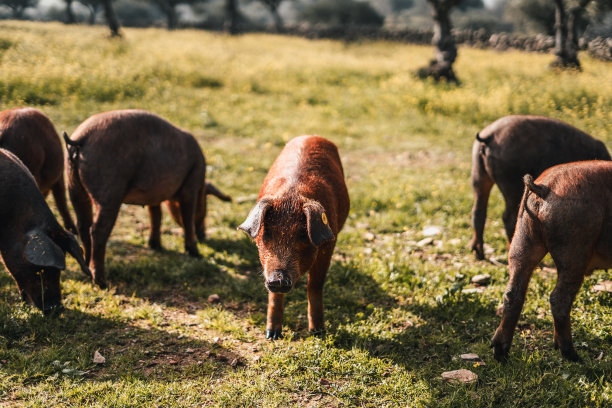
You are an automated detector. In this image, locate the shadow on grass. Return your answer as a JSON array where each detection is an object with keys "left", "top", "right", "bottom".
[{"left": 0, "top": 301, "right": 245, "bottom": 385}]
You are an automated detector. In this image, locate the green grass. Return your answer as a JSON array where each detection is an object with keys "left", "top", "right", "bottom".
[{"left": 1, "top": 20, "right": 611, "bottom": 407}]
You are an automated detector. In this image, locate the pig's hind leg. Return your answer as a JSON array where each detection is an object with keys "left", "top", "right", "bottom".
[
  {"left": 492, "top": 228, "right": 546, "bottom": 361},
  {"left": 470, "top": 148, "right": 494, "bottom": 260},
  {"left": 90, "top": 200, "right": 122, "bottom": 289},
  {"left": 176, "top": 171, "right": 203, "bottom": 258},
  {"left": 147, "top": 205, "right": 163, "bottom": 251},
  {"left": 548, "top": 247, "right": 589, "bottom": 362}
]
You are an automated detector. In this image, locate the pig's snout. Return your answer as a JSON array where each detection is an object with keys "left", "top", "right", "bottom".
[{"left": 265, "top": 270, "right": 293, "bottom": 293}]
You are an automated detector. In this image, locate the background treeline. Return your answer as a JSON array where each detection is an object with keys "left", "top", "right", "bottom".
[{"left": 1, "top": 0, "right": 610, "bottom": 38}]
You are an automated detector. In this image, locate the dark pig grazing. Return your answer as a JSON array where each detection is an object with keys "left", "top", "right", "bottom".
[
  {"left": 63, "top": 110, "right": 231, "bottom": 288},
  {"left": 492, "top": 161, "right": 612, "bottom": 362},
  {"left": 470, "top": 115, "right": 610, "bottom": 259},
  {"left": 0, "top": 108, "right": 77, "bottom": 233},
  {"left": 239, "top": 135, "right": 349, "bottom": 340},
  {"left": 0, "top": 149, "right": 90, "bottom": 314}
]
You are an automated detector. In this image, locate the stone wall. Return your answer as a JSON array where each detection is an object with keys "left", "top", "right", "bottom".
[{"left": 273, "top": 25, "right": 611, "bottom": 62}]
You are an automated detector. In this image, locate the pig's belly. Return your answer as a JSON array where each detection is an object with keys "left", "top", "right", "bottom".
[{"left": 123, "top": 182, "right": 182, "bottom": 206}]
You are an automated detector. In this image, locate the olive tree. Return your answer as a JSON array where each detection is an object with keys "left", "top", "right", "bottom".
[{"left": 417, "top": 0, "right": 483, "bottom": 82}]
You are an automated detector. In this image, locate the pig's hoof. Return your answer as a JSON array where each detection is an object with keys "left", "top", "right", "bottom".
[
  {"left": 471, "top": 245, "right": 485, "bottom": 260},
  {"left": 148, "top": 239, "right": 163, "bottom": 251},
  {"left": 309, "top": 329, "right": 326, "bottom": 338},
  {"left": 491, "top": 339, "right": 510, "bottom": 362},
  {"left": 186, "top": 247, "right": 202, "bottom": 258},
  {"left": 266, "top": 329, "right": 283, "bottom": 340},
  {"left": 561, "top": 348, "right": 583, "bottom": 363},
  {"left": 196, "top": 231, "right": 206, "bottom": 243},
  {"left": 94, "top": 279, "right": 108, "bottom": 290}
]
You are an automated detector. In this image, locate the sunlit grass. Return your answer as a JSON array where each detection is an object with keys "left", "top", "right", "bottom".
[{"left": 0, "top": 20, "right": 611, "bottom": 407}]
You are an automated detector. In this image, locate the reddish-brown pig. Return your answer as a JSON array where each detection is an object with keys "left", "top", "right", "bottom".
[
  {"left": 470, "top": 115, "right": 610, "bottom": 260},
  {"left": 63, "top": 110, "right": 231, "bottom": 288},
  {"left": 239, "top": 135, "right": 349, "bottom": 339},
  {"left": 492, "top": 161, "right": 612, "bottom": 362},
  {"left": 0, "top": 148, "right": 90, "bottom": 314},
  {"left": 0, "top": 108, "right": 77, "bottom": 233}
]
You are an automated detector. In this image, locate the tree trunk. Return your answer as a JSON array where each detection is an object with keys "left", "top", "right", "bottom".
[
  {"left": 65, "top": 0, "right": 77, "bottom": 24},
  {"left": 269, "top": 5, "right": 283, "bottom": 33},
  {"left": 224, "top": 0, "right": 238, "bottom": 35},
  {"left": 551, "top": 0, "right": 591, "bottom": 69},
  {"left": 12, "top": 6, "right": 25, "bottom": 18},
  {"left": 418, "top": 0, "right": 458, "bottom": 82},
  {"left": 87, "top": 4, "right": 98, "bottom": 25},
  {"left": 101, "top": 0, "right": 121, "bottom": 37},
  {"left": 166, "top": 4, "right": 177, "bottom": 30}
]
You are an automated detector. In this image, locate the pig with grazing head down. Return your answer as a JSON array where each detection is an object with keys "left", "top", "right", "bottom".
[
  {"left": 0, "top": 149, "right": 90, "bottom": 314},
  {"left": 492, "top": 160, "right": 612, "bottom": 362},
  {"left": 0, "top": 108, "right": 77, "bottom": 234},
  {"left": 239, "top": 135, "right": 349, "bottom": 339}
]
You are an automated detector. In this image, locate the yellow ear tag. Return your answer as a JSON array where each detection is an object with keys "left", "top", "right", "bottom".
[{"left": 321, "top": 213, "right": 328, "bottom": 225}]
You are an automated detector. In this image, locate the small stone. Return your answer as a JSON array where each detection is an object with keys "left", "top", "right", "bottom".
[
  {"left": 461, "top": 353, "right": 486, "bottom": 366},
  {"left": 417, "top": 237, "right": 434, "bottom": 247},
  {"left": 208, "top": 294, "right": 221, "bottom": 304},
  {"left": 460, "top": 353, "right": 480, "bottom": 361},
  {"left": 93, "top": 350, "right": 106, "bottom": 364},
  {"left": 441, "top": 369, "right": 478, "bottom": 384},
  {"left": 471, "top": 274, "right": 491, "bottom": 286},
  {"left": 364, "top": 232, "right": 375, "bottom": 241},
  {"left": 448, "top": 238, "right": 462, "bottom": 246},
  {"left": 230, "top": 358, "right": 239, "bottom": 367},
  {"left": 592, "top": 281, "right": 612, "bottom": 293},
  {"left": 253, "top": 355, "right": 261, "bottom": 363},
  {"left": 422, "top": 226, "right": 442, "bottom": 237},
  {"left": 213, "top": 337, "right": 221, "bottom": 344},
  {"left": 185, "top": 348, "right": 195, "bottom": 353},
  {"left": 462, "top": 288, "right": 484, "bottom": 294}
]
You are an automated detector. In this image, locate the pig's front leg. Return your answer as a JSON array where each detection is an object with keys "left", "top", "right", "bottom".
[
  {"left": 307, "top": 246, "right": 333, "bottom": 337},
  {"left": 266, "top": 292, "right": 284, "bottom": 340}
]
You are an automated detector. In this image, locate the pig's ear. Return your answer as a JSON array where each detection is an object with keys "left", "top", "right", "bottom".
[
  {"left": 238, "top": 199, "right": 270, "bottom": 239},
  {"left": 23, "top": 229, "right": 66, "bottom": 270},
  {"left": 303, "top": 201, "right": 334, "bottom": 247}
]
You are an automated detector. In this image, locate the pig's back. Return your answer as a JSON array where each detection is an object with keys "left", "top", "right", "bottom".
[{"left": 262, "top": 135, "right": 343, "bottom": 194}]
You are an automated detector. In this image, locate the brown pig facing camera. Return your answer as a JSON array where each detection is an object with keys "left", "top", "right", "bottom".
[
  {"left": 63, "top": 110, "right": 231, "bottom": 288},
  {"left": 0, "top": 149, "right": 90, "bottom": 315},
  {"left": 0, "top": 108, "right": 77, "bottom": 234},
  {"left": 470, "top": 115, "right": 610, "bottom": 260},
  {"left": 239, "top": 135, "right": 349, "bottom": 340},
  {"left": 492, "top": 161, "right": 612, "bottom": 362}
]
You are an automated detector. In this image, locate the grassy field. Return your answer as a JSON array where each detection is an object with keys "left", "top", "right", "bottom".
[{"left": 0, "top": 21, "right": 611, "bottom": 407}]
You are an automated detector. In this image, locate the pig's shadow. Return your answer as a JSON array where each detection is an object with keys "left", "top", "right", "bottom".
[
  {"left": 0, "top": 302, "right": 245, "bottom": 385},
  {"left": 329, "top": 290, "right": 612, "bottom": 375}
]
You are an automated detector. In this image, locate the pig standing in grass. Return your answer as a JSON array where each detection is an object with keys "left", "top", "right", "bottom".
[
  {"left": 63, "top": 110, "right": 231, "bottom": 288},
  {"left": 0, "top": 149, "right": 90, "bottom": 314},
  {"left": 492, "top": 161, "right": 612, "bottom": 362},
  {"left": 239, "top": 135, "right": 349, "bottom": 339},
  {"left": 470, "top": 115, "right": 610, "bottom": 260},
  {"left": 0, "top": 108, "right": 77, "bottom": 233}
]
